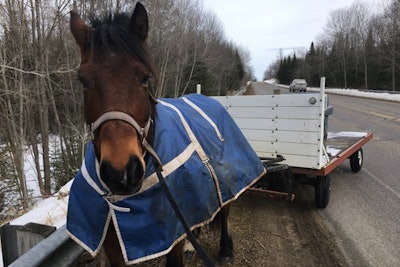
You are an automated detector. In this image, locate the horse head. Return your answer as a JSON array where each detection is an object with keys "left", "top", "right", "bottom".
[{"left": 70, "top": 3, "right": 157, "bottom": 195}]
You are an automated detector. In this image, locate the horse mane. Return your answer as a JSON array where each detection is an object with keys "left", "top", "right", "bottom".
[{"left": 89, "top": 13, "right": 157, "bottom": 82}]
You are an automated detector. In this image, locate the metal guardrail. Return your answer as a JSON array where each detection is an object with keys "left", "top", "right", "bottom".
[{"left": 8, "top": 225, "right": 84, "bottom": 267}]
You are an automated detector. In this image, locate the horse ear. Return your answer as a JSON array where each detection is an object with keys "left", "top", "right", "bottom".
[
  {"left": 130, "top": 2, "right": 149, "bottom": 41},
  {"left": 70, "top": 11, "right": 89, "bottom": 51}
]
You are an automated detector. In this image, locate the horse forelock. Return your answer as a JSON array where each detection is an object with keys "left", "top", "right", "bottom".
[{"left": 88, "top": 13, "right": 156, "bottom": 78}]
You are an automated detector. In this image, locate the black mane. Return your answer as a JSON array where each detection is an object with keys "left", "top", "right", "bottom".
[{"left": 89, "top": 13, "right": 155, "bottom": 76}]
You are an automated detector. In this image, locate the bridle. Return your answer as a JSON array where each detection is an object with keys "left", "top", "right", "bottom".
[{"left": 90, "top": 111, "right": 162, "bottom": 169}]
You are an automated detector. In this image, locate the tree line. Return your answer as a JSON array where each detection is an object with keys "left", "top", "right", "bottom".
[
  {"left": 265, "top": 0, "right": 400, "bottom": 91},
  {"left": 0, "top": 0, "right": 250, "bottom": 220}
]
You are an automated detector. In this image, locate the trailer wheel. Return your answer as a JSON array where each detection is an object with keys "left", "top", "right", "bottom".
[
  {"left": 350, "top": 148, "right": 363, "bottom": 173},
  {"left": 315, "top": 175, "right": 330, "bottom": 209}
]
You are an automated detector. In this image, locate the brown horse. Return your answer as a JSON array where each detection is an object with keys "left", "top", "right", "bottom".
[{"left": 70, "top": 2, "right": 232, "bottom": 266}]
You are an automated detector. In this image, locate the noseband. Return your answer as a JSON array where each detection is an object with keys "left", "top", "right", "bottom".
[
  {"left": 91, "top": 111, "right": 162, "bottom": 169},
  {"left": 91, "top": 111, "right": 151, "bottom": 142}
]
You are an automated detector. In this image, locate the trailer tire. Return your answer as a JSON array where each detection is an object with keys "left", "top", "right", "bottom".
[
  {"left": 350, "top": 148, "right": 363, "bottom": 173},
  {"left": 315, "top": 175, "right": 330, "bottom": 209}
]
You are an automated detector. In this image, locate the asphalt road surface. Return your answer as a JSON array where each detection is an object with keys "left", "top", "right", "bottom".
[
  {"left": 320, "top": 94, "right": 400, "bottom": 267},
  {"left": 248, "top": 83, "right": 400, "bottom": 266},
  {"left": 244, "top": 81, "right": 287, "bottom": 95}
]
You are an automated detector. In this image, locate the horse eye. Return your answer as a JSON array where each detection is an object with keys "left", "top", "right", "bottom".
[
  {"left": 141, "top": 75, "right": 150, "bottom": 87},
  {"left": 78, "top": 76, "right": 90, "bottom": 90}
]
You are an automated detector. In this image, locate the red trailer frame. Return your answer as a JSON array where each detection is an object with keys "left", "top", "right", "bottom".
[
  {"left": 292, "top": 132, "right": 373, "bottom": 176},
  {"left": 250, "top": 132, "right": 373, "bottom": 208}
]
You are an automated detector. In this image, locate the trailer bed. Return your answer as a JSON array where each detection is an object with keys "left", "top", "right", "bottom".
[{"left": 292, "top": 131, "right": 373, "bottom": 176}]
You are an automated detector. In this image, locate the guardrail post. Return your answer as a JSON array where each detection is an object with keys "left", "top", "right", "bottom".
[
  {"left": 1, "top": 224, "right": 21, "bottom": 266},
  {"left": 8, "top": 225, "right": 85, "bottom": 267},
  {"left": 16, "top": 223, "right": 56, "bottom": 257}
]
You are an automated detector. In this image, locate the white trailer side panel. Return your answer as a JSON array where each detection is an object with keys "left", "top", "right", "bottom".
[{"left": 214, "top": 93, "right": 328, "bottom": 169}]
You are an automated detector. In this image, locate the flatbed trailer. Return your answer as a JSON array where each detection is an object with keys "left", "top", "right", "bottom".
[{"left": 213, "top": 78, "right": 373, "bottom": 208}]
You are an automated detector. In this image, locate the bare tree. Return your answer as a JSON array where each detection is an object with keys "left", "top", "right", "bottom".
[
  {"left": 350, "top": 0, "right": 372, "bottom": 88},
  {"left": 382, "top": 0, "right": 400, "bottom": 91},
  {"left": 0, "top": 0, "right": 30, "bottom": 209},
  {"left": 326, "top": 7, "right": 353, "bottom": 88}
]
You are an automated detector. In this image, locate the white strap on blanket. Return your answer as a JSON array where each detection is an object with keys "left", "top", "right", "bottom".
[
  {"left": 81, "top": 156, "right": 132, "bottom": 212},
  {"left": 158, "top": 99, "right": 224, "bottom": 206},
  {"left": 182, "top": 97, "right": 224, "bottom": 141},
  {"left": 158, "top": 100, "right": 209, "bottom": 162},
  {"left": 81, "top": 159, "right": 107, "bottom": 195},
  {"left": 107, "top": 142, "right": 198, "bottom": 203}
]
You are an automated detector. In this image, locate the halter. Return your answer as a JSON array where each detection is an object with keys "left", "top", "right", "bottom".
[{"left": 90, "top": 111, "right": 162, "bottom": 169}]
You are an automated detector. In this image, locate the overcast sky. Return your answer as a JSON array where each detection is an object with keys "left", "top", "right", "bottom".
[{"left": 202, "top": 0, "right": 380, "bottom": 81}]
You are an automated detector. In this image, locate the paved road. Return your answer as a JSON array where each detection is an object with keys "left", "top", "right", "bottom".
[
  {"left": 243, "top": 81, "right": 288, "bottom": 95},
  {"left": 320, "top": 94, "right": 400, "bottom": 267}
]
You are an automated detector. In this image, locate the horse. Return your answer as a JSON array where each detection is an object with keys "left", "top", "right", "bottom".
[{"left": 69, "top": 3, "right": 236, "bottom": 266}]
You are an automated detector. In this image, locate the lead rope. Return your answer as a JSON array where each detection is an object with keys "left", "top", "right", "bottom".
[{"left": 152, "top": 159, "right": 215, "bottom": 267}]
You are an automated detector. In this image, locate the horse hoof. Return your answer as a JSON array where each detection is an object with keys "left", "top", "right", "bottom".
[
  {"left": 184, "top": 250, "right": 195, "bottom": 261},
  {"left": 218, "top": 256, "right": 234, "bottom": 265}
]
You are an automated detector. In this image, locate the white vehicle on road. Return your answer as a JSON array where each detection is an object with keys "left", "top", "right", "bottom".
[{"left": 289, "top": 79, "right": 307, "bottom": 92}]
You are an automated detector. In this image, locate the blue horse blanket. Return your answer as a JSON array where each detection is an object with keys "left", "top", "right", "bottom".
[{"left": 67, "top": 94, "right": 266, "bottom": 264}]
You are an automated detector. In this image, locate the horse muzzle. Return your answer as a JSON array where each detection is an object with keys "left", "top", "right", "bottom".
[
  {"left": 90, "top": 111, "right": 157, "bottom": 195},
  {"left": 100, "top": 155, "right": 144, "bottom": 195}
]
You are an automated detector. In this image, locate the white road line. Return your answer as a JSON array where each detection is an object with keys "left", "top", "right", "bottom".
[{"left": 364, "top": 168, "right": 400, "bottom": 200}]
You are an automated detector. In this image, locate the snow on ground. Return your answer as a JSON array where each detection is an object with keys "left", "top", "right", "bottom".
[
  {"left": 24, "top": 146, "right": 43, "bottom": 198},
  {"left": 264, "top": 78, "right": 277, "bottom": 84},
  {"left": 0, "top": 135, "right": 62, "bottom": 223},
  {"left": 309, "top": 87, "right": 400, "bottom": 102},
  {"left": 9, "top": 180, "right": 73, "bottom": 229}
]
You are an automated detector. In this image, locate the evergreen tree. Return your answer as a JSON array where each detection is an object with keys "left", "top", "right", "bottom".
[
  {"left": 305, "top": 42, "right": 319, "bottom": 86},
  {"left": 365, "top": 28, "right": 380, "bottom": 89}
]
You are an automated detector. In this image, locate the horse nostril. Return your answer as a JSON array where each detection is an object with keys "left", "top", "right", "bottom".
[
  {"left": 100, "top": 161, "right": 118, "bottom": 184},
  {"left": 126, "top": 156, "right": 144, "bottom": 184},
  {"left": 100, "top": 156, "right": 144, "bottom": 194}
]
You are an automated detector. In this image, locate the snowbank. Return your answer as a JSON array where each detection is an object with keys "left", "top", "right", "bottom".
[
  {"left": 9, "top": 180, "right": 73, "bottom": 228},
  {"left": 309, "top": 87, "right": 400, "bottom": 102}
]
